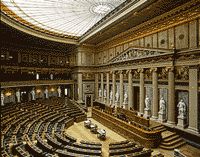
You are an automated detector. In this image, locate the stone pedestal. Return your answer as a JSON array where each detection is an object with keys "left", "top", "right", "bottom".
[
  {"left": 144, "top": 108, "right": 151, "bottom": 119},
  {"left": 115, "top": 101, "right": 119, "bottom": 107},
  {"left": 104, "top": 97, "right": 107, "bottom": 103},
  {"left": 177, "top": 116, "right": 187, "bottom": 128},
  {"left": 123, "top": 103, "right": 128, "bottom": 109},
  {"left": 158, "top": 112, "right": 166, "bottom": 123}
]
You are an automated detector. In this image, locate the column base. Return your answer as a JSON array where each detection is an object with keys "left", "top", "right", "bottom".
[
  {"left": 167, "top": 120, "right": 176, "bottom": 126},
  {"left": 151, "top": 116, "right": 158, "bottom": 121},
  {"left": 77, "top": 100, "right": 84, "bottom": 104},
  {"left": 115, "top": 102, "right": 119, "bottom": 107},
  {"left": 158, "top": 113, "right": 166, "bottom": 123},
  {"left": 187, "top": 127, "right": 199, "bottom": 135},
  {"left": 177, "top": 117, "right": 187, "bottom": 129}
]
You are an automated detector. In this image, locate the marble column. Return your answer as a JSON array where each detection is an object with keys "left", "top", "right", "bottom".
[
  {"left": 167, "top": 67, "right": 176, "bottom": 125},
  {"left": 152, "top": 68, "right": 159, "bottom": 119},
  {"left": 128, "top": 70, "right": 133, "bottom": 109},
  {"left": 112, "top": 71, "right": 116, "bottom": 105},
  {"left": 119, "top": 71, "right": 124, "bottom": 107},
  {"left": 139, "top": 69, "right": 145, "bottom": 115},
  {"left": 95, "top": 73, "right": 99, "bottom": 100},
  {"left": 101, "top": 73, "right": 104, "bottom": 102},
  {"left": 106, "top": 72, "right": 110, "bottom": 104},
  {"left": 77, "top": 73, "right": 83, "bottom": 103},
  {"left": 188, "top": 66, "right": 199, "bottom": 133}
]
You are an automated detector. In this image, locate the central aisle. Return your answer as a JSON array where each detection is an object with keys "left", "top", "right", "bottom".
[{"left": 65, "top": 118, "right": 126, "bottom": 157}]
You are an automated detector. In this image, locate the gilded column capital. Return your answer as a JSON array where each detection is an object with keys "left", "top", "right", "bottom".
[
  {"left": 138, "top": 68, "right": 144, "bottom": 73},
  {"left": 150, "top": 67, "right": 158, "bottom": 73},
  {"left": 166, "top": 66, "right": 174, "bottom": 72}
]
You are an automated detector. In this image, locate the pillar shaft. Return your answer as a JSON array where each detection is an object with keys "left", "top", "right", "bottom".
[
  {"left": 167, "top": 68, "right": 176, "bottom": 125},
  {"left": 139, "top": 69, "right": 145, "bottom": 114},
  {"left": 106, "top": 73, "right": 110, "bottom": 104},
  {"left": 95, "top": 73, "right": 99, "bottom": 100},
  {"left": 77, "top": 73, "right": 83, "bottom": 103},
  {"left": 101, "top": 73, "right": 104, "bottom": 102},
  {"left": 188, "top": 67, "right": 199, "bottom": 133},
  {"left": 119, "top": 71, "right": 124, "bottom": 107},
  {"left": 112, "top": 72, "right": 116, "bottom": 104},
  {"left": 128, "top": 70, "right": 133, "bottom": 109},
  {"left": 152, "top": 68, "right": 158, "bottom": 119}
]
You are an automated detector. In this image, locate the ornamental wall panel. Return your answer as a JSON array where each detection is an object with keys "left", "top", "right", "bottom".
[
  {"left": 152, "top": 33, "right": 158, "bottom": 48},
  {"left": 145, "top": 35, "right": 153, "bottom": 48},
  {"left": 175, "top": 23, "right": 189, "bottom": 49},
  {"left": 189, "top": 20, "right": 198, "bottom": 48},
  {"left": 158, "top": 30, "right": 168, "bottom": 49},
  {"left": 139, "top": 38, "right": 145, "bottom": 47},
  {"left": 168, "top": 28, "right": 175, "bottom": 48},
  {"left": 199, "top": 19, "right": 200, "bottom": 46}
]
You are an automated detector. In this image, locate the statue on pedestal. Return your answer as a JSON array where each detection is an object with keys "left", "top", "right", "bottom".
[
  {"left": 115, "top": 91, "right": 119, "bottom": 103},
  {"left": 145, "top": 96, "right": 151, "bottom": 110},
  {"left": 31, "top": 88, "right": 36, "bottom": 100},
  {"left": 110, "top": 90, "right": 113, "bottom": 100},
  {"left": 44, "top": 88, "right": 49, "bottom": 99},
  {"left": 1, "top": 92, "right": 4, "bottom": 106},
  {"left": 159, "top": 97, "right": 166, "bottom": 114},
  {"left": 177, "top": 99, "right": 186, "bottom": 118},
  {"left": 123, "top": 92, "right": 128, "bottom": 104},
  {"left": 104, "top": 89, "right": 107, "bottom": 98},
  {"left": 57, "top": 86, "right": 61, "bottom": 97},
  {"left": 16, "top": 90, "right": 21, "bottom": 103},
  {"left": 98, "top": 88, "right": 102, "bottom": 97}
]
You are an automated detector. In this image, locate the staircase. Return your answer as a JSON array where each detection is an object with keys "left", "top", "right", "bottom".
[{"left": 152, "top": 125, "right": 186, "bottom": 150}]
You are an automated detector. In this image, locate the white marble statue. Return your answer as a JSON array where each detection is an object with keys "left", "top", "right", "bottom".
[
  {"left": 98, "top": 88, "right": 102, "bottom": 97},
  {"left": 159, "top": 97, "right": 166, "bottom": 114},
  {"left": 1, "top": 93, "right": 4, "bottom": 106},
  {"left": 44, "top": 88, "right": 49, "bottom": 99},
  {"left": 177, "top": 99, "right": 187, "bottom": 118},
  {"left": 115, "top": 91, "right": 119, "bottom": 102},
  {"left": 31, "top": 88, "right": 36, "bottom": 100},
  {"left": 16, "top": 90, "right": 21, "bottom": 103},
  {"left": 104, "top": 89, "right": 107, "bottom": 98},
  {"left": 123, "top": 92, "right": 128, "bottom": 104},
  {"left": 57, "top": 86, "right": 61, "bottom": 97},
  {"left": 110, "top": 90, "right": 113, "bottom": 100},
  {"left": 145, "top": 96, "right": 151, "bottom": 110}
]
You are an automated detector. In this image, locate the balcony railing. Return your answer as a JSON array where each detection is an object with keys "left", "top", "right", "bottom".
[{"left": 1, "top": 80, "right": 75, "bottom": 88}]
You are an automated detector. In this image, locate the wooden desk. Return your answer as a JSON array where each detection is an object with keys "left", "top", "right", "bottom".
[{"left": 92, "top": 108, "right": 161, "bottom": 148}]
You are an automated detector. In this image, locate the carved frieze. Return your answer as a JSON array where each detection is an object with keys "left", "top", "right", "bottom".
[{"left": 175, "top": 66, "right": 189, "bottom": 80}]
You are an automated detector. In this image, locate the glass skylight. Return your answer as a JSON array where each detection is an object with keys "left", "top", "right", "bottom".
[{"left": 1, "top": 0, "right": 126, "bottom": 37}]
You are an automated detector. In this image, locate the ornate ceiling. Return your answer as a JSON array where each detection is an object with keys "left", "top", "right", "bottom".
[{"left": 1, "top": 0, "right": 126, "bottom": 37}]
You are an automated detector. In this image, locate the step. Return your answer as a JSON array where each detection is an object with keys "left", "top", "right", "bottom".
[
  {"left": 161, "top": 131, "right": 176, "bottom": 139},
  {"left": 152, "top": 125, "right": 164, "bottom": 130},
  {"left": 161, "top": 138, "right": 183, "bottom": 146},
  {"left": 162, "top": 134, "right": 180, "bottom": 143},
  {"left": 159, "top": 141, "right": 186, "bottom": 150},
  {"left": 159, "top": 128, "right": 167, "bottom": 132}
]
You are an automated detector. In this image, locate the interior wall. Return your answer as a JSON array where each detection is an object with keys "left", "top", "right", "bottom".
[{"left": 95, "top": 19, "right": 199, "bottom": 65}]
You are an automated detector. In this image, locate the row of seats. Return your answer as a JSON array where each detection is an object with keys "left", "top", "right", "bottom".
[{"left": 1, "top": 97, "right": 93, "bottom": 157}]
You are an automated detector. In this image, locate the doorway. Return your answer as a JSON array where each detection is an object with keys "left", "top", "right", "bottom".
[
  {"left": 85, "top": 94, "right": 93, "bottom": 108},
  {"left": 133, "top": 86, "right": 140, "bottom": 111}
]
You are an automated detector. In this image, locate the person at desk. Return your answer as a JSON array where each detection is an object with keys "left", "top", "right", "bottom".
[{"left": 97, "top": 129, "right": 106, "bottom": 140}]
